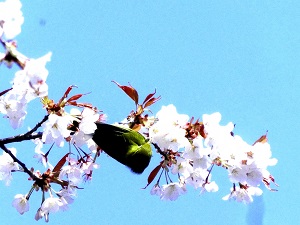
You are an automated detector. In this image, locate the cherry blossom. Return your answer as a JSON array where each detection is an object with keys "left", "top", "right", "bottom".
[
  {"left": 12, "top": 194, "right": 29, "bottom": 215},
  {"left": 42, "top": 114, "right": 73, "bottom": 147},
  {"left": 160, "top": 182, "right": 187, "bottom": 201},
  {"left": 222, "top": 186, "right": 263, "bottom": 204},
  {"left": 0, "top": 147, "right": 19, "bottom": 185},
  {"left": 35, "top": 197, "right": 64, "bottom": 222},
  {"left": 0, "top": 0, "right": 24, "bottom": 40},
  {"left": 12, "top": 52, "right": 52, "bottom": 102},
  {"left": 0, "top": 92, "right": 27, "bottom": 129}
]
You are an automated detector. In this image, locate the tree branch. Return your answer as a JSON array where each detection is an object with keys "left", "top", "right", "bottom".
[
  {"left": 24, "top": 114, "right": 49, "bottom": 136},
  {"left": 0, "top": 115, "right": 48, "bottom": 145},
  {"left": 0, "top": 132, "right": 42, "bottom": 145},
  {"left": 0, "top": 143, "right": 38, "bottom": 181}
]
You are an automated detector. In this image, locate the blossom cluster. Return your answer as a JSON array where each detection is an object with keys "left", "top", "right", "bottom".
[
  {"left": 144, "top": 105, "right": 277, "bottom": 203},
  {"left": 0, "top": 0, "right": 278, "bottom": 222}
]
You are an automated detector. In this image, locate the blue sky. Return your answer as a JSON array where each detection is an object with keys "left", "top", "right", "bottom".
[{"left": 0, "top": 1, "right": 299, "bottom": 224}]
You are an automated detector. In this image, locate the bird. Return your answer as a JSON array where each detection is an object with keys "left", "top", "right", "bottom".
[{"left": 92, "top": 122, "right": 152, "bottom": 174}]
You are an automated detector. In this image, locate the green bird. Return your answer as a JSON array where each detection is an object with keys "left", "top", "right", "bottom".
[{"left": 92, "top": 122, "right": 152, "bottom": 174}]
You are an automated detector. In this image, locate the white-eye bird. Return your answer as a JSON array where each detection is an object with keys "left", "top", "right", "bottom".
[{"left": 92, "top": 122, "right": 152, "bottom": 174}]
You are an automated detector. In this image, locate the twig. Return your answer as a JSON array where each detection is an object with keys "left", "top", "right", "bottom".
[
  {"left": 24, "top": 114, "right": 49, "bottom": 136},
  {"left": 0, "top": 143, "right": 37, "bottom": 180},
  {"left": 0, "top": 115, "right": 48, "bottom": 145},
  {"left": 0, "top": 132, "right": 42, "bottom": 145},
  {"left": 152, "top": 143, "right": 169, "bottom": 160}
]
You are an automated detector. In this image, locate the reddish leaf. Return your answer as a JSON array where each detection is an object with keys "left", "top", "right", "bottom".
[
  {"left": 58, "top": 85, "right": 77, "bottom": 105},
  {"left": 199, "top": 123, "right": 206, "bottom": 138},
  {"left": 142, "top": 164, "right": 162, "bottom": 189},
  {"left": 64, "top": 85, "right": 77, "bottom": 98},
  {"left": 67, "top": 101, "right": 78, "bottom": 106},
  {"left": 142, "top": 89, "right": 157, "bottom": 105},
  {"left": 112, "top": 81, "right": 139, "bottom": 104},
  {"left": 143, "top": 96, "right": 161, "bottom": 109},
  {"left": 52, "top": 153, "right": 70, "bottom": 173},
  {"left": 67, "top": 94, "right": 84, "bottom": 103},
  {"left": 253, "top": 131, "right": 268, "bottom": 146}
]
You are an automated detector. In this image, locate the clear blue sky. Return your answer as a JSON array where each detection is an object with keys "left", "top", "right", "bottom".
[{"left": 0, "top": 1, "right": 299, "bottom": 224}]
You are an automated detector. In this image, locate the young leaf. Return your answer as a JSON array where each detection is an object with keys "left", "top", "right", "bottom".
[
  {"left": 143, "top": 96, "right": 161, "bottom": 109},
  {"left": 112, "top": 81, "right": 139, "bottom": 105},
  {"left": 253, "top": 131, "right": 268, "bottom": 145},
  {"left": 52, "top": 153, "right": 70, "bottom": 173},
  {"left": 143, "top": 164, "right": 162, "bottom": 189},
  {"left": 66, "top": 94, "right": 84, "bottom": 103}
]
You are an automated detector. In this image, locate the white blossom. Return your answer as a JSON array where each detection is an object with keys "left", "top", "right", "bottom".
[
  {"left": 184, "top": 167, "right": 208, "bottom": 189},
  {"left": 0, "top": 147, "right": 19, "bottom": 185},
  {"left": 35, "top": 197, "right": 64, "bottom": 222},
  {"left": 12, "top": 194, "right": 29, "bottom": 215},
  {"left": 33, "top": 139, "right": 53, "bottom": 169},
  {"left": 160, "top": 182, "right": 187, "bottom": 201},
  {"left": 13, "top": 52, "right": 52, "bottom": 102},
  {"left": 150, "top": 184, "right": 162, "bottom": 196},
  {"left": 149, "top": 104, "right": 190, "bottom": 151},
  {"left": 201, "top": 181, "right": 219, "bottom": 193},
  {"left": 42, "top": 114, "right": 73, "bottom": 147},
  {"left": 0, "top": 92, "right": 27, "bottom": 129},
  {"left": 0, "top": 0, "right": 24, "bottom": 39},
  {"left": 59, "top": 158, "right": 83, "bottom": 186},
  {"left": 56, "top": 188, "right": 76, "bottom": 211},
  {"left": 70, "top": 107, "right": 100, "bottom": 147},
  {"left": 222, "top": 186, "right": 263, "bottom": 204}
]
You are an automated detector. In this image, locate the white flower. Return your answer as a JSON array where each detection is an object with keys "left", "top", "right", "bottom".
[
  {"left": 192, "top": 155, "right": 212, "bottom": 170},
  {"left": 36, "top": 197, "right": 64, "bottom": 222},
  {"left": 149, "top": 105, "right": 190, "bottom": 151},
  {"left": 12, "top": 194, "right": 29, "bottom": 215},
  {"left": 59, "top": 158, "right": 82, "bottom": 186},
  {"left": 0, "top": 0, "right": 24, "bottom": 39},
  {"left": 160, "top": 182, "right": 187, "bottom": 201},
  {"left": 42, "top": 114, "right": 73, "bottom": 147},
  {"left": 41, "top": 197, "right": 63, "bottom": 213},
  {"left": 182, "top": 136, "right": 212, "bottom": 170},
  {"left": 182, "top": 136, "right": 204, "bottom": 160},
  {"left": 70, "top": 130, "right": 88, "bottom": 147},
  {"left": 184, "top": 167, "right": 208, "bottom": 189},
  {"left": 150, "top": 184, "right": 161, "bottom": 196},
  {"left": 171, "top": 157, "right": 193, "bottom": 177},
  {"left": 13, "top": 52, "right": 52, "bottom": 102},
  {"left": 33, "top": 139, "right": 53, "bottom": 169},
  {"left": 86, "top": 138, "right": 98, "bottom": 153},
  {"left": 228, "top": 166, "right": 247, "bottom": 184},
  {"left": 156, "top": 104, "right": 189, "bottom": 126},
  {"left": 250, "top": 142, "right": 278, "bottom": 168},
  {"left": 244, "top": 165, "right": 263, "bottom": 187},
  {"left": 149, "top": 124, "right": 189, "bottom": 151},
  {"left": 0, "top": 147, "right": 19, "bottom": 185},
  {"left": 79, "top": 107, "right": 99, "bottom": 134},
  {"left": 222, "top": 186, "right": 262, "bottom": 204},
  {"left": 81, "top": 160, "right": 99, "bottom": 175},
  {"left": 70, "top": 107, "right": 100, "bottom": 147},
  {"left": 0, "top": 92, "right": 27, "bottom": 129},
  {"left": 56, "top": 188, "right": 76, "bottom": 211},
  {"left": 201, "top": 181, "right": 219, "bottom": 193}
]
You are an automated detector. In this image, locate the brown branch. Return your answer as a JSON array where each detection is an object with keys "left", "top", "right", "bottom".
[
  {"left": 0, "top": 116, "right": 49, "bottom": 183},
  {"left": 24, "top": 114, "right": 49, "bottom": 136},
  {"left": 0, "top": 115, "right": 48, "bottom": 145},
  {"left": 0, "top": 132, "right": 42, "bottom": 145},
  {"left": 0, "top": 143, "right": 38, "bottom": 180}
]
